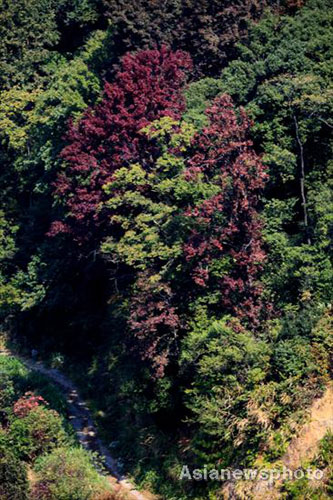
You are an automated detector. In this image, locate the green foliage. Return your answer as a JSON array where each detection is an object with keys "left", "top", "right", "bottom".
[
  {"left": 0, "top": 0, "right": 103, "bottom": 89},
  {"left": 183, "top": 78, "right": 224, "bottom": 129},
  {"left": 220, "top": 0, "right": 333, "bottom": 103},
  {"left": 0, "top": 88, "right": 40, "bottom": 151},
  {"left": 0, "top": 30, "right": 106, "bottom": 319},
  {"left": 0, "top": 1, "right": 332, "bottom": 499},
  {"left": 60, "top": 0, "right": 101, "bottom": 27},
  {"left": 317, "top": 432, "right": 333, "bottom": 496},
  {"left": 0, "top": 28, "right": 103, "bottom": 187},
  {"left": 0, "top": 356, "right": 68, "bottom": 416},
  {"left": 0, "top": 211, "right": 20, "bottom": 317},
  {"left": 32, "top": 447, "right": 114, "bottom": 499},
  {"left": 0, "top": 355, "right": 28, "bottom": 378},
  {"left": 0, "top": 211, "right": 18, "bottom": 260},
  {"left": 0, "top": 354, "right": 114, "bottom": 498},
  {"left": 104, "top": 0, "right": 278, "bottom": 77},
  {"left": 182, "top": 317, "right": 272, "bottom": 465},
  {"left": 101, "top": 117, "right": 196, "bottom": 271},
  {"left": 0, "top": 0, "right": 59, "bottom": 89},
  {"left": 272, "top": 305, "right": 333, "bottom": 382},
  {"left": 17, "top": 372, "right": 68, "bottom": 417},
  {"left": 282, "top": 432, "right": 333, "bottom": 499},
  {"left": 1, "top": 255, "right": 46, "bottom": 314},
  {"left": 180, "top": 306, "right": 333, "bottom": 468},
  {"left": 8, "top": 406, "right": 69, "bottom": 461},
  {"left": 0, "top": 450, "right": 29, "bottom": 499},
  {"left": 273, "top": 337, "right": 315, "bottom": 379},
  {"left": 0, "top": 373, "right": 15, "bottom": 410},
  {"left": 214, "top": 0, "right": 333, "bottom": 308}
]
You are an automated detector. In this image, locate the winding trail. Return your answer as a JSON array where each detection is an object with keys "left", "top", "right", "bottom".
[{"left": 0, "top": 348, "right": 156, "bottom": 500}]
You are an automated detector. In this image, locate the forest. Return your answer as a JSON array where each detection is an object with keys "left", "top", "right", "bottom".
[{"left": 0, "top": 0, "right": 332, "bottom": 498}]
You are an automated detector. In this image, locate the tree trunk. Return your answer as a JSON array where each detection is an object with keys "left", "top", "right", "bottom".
[{"left": 294, "top": 114, "right": 311, "bottom": 245}]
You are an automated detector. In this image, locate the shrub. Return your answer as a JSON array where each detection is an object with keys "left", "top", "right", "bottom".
[
  {"left": 0, "top": 357, "right": 27, "bottom": 417},
  {"left": 8, "top": 405, "right": 68, "bottom": 461},
  {"left": 0, "top": 355, "right": 27, "bottom": 378},
  {"left": 182, "top": 317, "right": 272, "bottom": 465},
  {"left": 0, "top": 450, "right": 29, "bottom": 499},
  {"left": 316, "top": 432, "right": 333, "bottom": 496},
  {"left": 0, "top": 428, "right": 9, "bottom": 453},
  {"left": 0, "top": 373, "right": 15, "bottom": 410},
  {"left": 13, "top": 392, "right": 48, "bottom": 418},
  {"left": 32, "top": 447, "right": 114, "bottom": 499},
  {"left": 273, "top": 337, "right": 315, "bottom": 380},
  {"left": 18, "top": 371, "right": 68, "bottom": 416}
]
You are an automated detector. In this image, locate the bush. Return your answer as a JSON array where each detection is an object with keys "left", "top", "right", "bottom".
[
  {"left": 316, "top": 432, "right": 333, "bottom": 496},
  {"left": 0, "top": 428, "right": 10, "bottom": 462},
  {"left": 0, "top": 357, "right": 26, "bottom": 421},
  {"left": 8, "top": 406, "right": 68, "bottom": 461},
  {"left": 182, "top": 317, "right": 272, "bottom": 465},
  {"left": 32, "top": 447, "right": 114, "bottom": 499},
  {"left": 0, "top": 355, "right": 27, "bottom": 378},
  {"left": 0, "top": 357, "right": 67, "bottom": 416},
  {"left": 0, "top": 373, "right": 15, "bottom": 410},
  {"left": 13, "top": 392, "right": 48, "bottom": 418},
  {"left": 273, "top": 337, "right": 315, "bottom": 380},
  {"left": 0, "top": 450, "right": 29, "bottom": 499},
  {"left": 18, "top": 371, "right": 68, "bottom": 416}
]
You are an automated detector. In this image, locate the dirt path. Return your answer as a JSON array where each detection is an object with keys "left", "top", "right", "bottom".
[
  {"left": 0, "top": 348, "right": 156, "bottom": 500},
  {"left": 221, "top": 383, "right": 333, "bottom": 499},
  {"left": 282, "top": 383, "right": 333, "bottom": 469}
]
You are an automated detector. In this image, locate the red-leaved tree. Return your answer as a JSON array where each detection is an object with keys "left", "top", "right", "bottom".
[
  {"left": 183, "top": 95, "right": 268, "bottom": 324},
  {"left": 129, "top": 271, "right": 181, "bottom": 378},
  {"left": 50, "top": 49, "right": 267, "bottom": 375},
  {"left": 125, "top": 96, "right": 268, "bottom": 375},
  {"left": 49, "top": 46, "right": 192, "bottom": 241}
]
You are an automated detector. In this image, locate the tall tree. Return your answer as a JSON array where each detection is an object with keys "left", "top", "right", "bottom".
[
  {"left": 186, "top": 0, "right": 333, "bottom": 306},
  {"left": 99, "top": 95, "right": 267, "bottom": 374},
  {"left": 0, "top": 0, "right": 103, "bottom": 90},
  {"left": 50, "top": 47, "right": 192, "bottom": 242}
]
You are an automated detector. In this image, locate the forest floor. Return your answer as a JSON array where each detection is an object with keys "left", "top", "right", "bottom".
[{"left": 0, "top": 347, "right": 157, "bottom": 500}]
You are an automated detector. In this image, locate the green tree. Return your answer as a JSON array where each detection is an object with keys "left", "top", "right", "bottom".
[
  {"left": 0, "top": 0, "right": 104, "bottom": 90},
  {"left": 182, "top": 316, "right": 271, "bottom": 465},
  {"left": 184, "top": 0, "right": 333, "bottom": 306}
]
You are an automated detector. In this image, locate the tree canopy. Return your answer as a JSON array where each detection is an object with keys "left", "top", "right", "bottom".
[{"left": 0, "top": 1, "right": 332, "bottom": 498}]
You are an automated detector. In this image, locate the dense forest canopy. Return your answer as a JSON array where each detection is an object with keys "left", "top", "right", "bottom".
[{"left": 0, "top": 0, "right": 332, "bottom": 499}]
